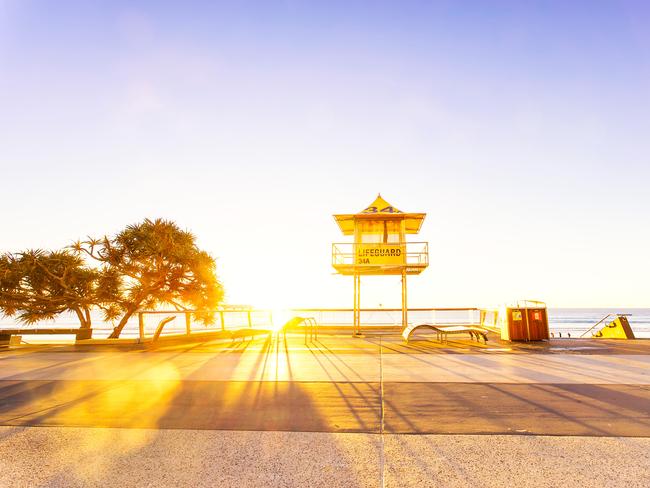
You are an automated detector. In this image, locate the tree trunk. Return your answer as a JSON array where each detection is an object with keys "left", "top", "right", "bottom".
[
  {"left": 83, "top": 307, "right": 92, "bottom": 328},
  {"left": 108, "top": 305, "right": 138, "bottom": 338},
  {"left": 73, "top": 308, "right": 90, "bottom": 329}
]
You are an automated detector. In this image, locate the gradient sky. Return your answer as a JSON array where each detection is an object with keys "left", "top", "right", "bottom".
[{"left": 1, "top": 1, "right": 649, "bottom": 308}]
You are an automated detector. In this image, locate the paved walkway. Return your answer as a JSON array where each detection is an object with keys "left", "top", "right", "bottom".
[{"left": 1, "top": 333, "right": 649, "bottom": 486}]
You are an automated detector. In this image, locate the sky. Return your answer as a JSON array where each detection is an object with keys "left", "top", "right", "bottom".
[{"left": 1, "top": 0, "right": 649, "bottom": 309}]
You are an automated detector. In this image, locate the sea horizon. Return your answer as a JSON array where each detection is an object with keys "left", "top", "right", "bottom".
[{"left": 2, "top": 307, "right": 649, "bottom": 339}]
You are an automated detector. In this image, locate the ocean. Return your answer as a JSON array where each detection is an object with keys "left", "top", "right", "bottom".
[
  {"left": 296, "top": 308, "right": 650, "bottom": 339},
  {"left": 1, "top": 308, "right": 649, "bottom": 340}
]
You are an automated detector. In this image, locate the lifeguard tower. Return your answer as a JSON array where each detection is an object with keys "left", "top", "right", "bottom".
[{"left": 332, "top": 195, "right": 429, "bottom": 335}]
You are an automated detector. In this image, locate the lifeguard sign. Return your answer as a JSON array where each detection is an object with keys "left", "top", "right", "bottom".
[{"left": 332, "top": 195, "right": 428, "bottom": 335}]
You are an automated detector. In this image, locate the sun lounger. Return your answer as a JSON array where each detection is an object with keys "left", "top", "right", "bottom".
[
  {"left": 402, "top": 323, "right": 488, "bottom": 344},
  {"left": 231, "top": 328, "right": 271, "bottom": 341}
]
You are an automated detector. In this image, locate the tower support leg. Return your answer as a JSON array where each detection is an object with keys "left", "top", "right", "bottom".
[
  {"left": 401, "top": 270, "right": 408, "bottom": 330},
  {"left": 353, "top": 273, "right": 361, "bottom": 337}
]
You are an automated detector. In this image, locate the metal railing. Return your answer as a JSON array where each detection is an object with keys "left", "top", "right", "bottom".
[
  {"left": 291, "top": 307, "right": 483, "bottom": 329},
  {"left": 137, "top": 309, "right": 273, "bottom": 341},
  {"left": 332, "top": 242, "right": 429, "bottom": 267},
  {"left": 136, "top": 307, "right": 485, "bottom": 341}
]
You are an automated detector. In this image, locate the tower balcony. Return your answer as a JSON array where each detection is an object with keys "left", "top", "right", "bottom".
[{"left": 332, "top": 242, "right": 429, "bottom": 276}]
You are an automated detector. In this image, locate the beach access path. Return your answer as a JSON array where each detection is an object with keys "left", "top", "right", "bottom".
[{"left": 0, "top": 333, "right": 648, "bottom": 487}]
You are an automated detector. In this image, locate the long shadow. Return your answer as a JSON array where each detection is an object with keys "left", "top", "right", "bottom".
[
  {"left": 0, "top": 342, "right": 199, "bottom": 406},
  {"left": 483, "top": 382, "right": 649, "bottom": 435},
  {"left": 379, "top": 344, "right": 650, "bottom": 436},
  {"left": 0, "top": 333, "right": 272, "bottom": 429},
  {"left": 552, "top": 383, "right": 650, "bottom": 418},
  {"left": 0, "top": 337, "right": 266, "bottom": 428},
  {"left": 250, "top": 333, "right": 276, "bottom": 406},
  {"left": 506, "top": 354, "right": 642, "bottom": 383},
  {"left": 310, "top": 338, "right": 381, "bottom": 392},
  {"left": 379, "top": 343, "right": 450, "bottom": 367},
  {"left": 281, "top": 332, "right": 293, "bottom": 380},
  {"left": 0, "top": 379, "right": 131, "bottom": 426},
  {"left": 0, "top": 353, "right": 104, "bottom": 382},
  {"left": 151, "top": 331, "right": 380, "bottom": 433},
  {"left": 0, "top": 333, "right": 378, "bottom": 434},
  {"left": 312, "top": 338, "right": 378, "bottom": 382},
  {"left": 0, "top": 335, "right": 207, "bottom": 423},
  {"left": 384, "top": 380, "right": 647, "bottom": 436},
  {"left": 311, "top": 335, "right": 426, "bottom": 434},
  {"left": 305, "top": 346, "right": 379, "bottom": 432}
]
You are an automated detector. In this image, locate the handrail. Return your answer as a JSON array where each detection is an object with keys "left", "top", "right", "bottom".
[
  {"left": 579, "top": 314, "right": 612, "bottom": 338},
  {"left": 136, "top": 308, "right": 484, "bottom": 337},
  {"left": 291, "top": 307, "right": 480, "bottom": 312},
  {"left": 137, "top": 307, "right": 481, "bottom": 314},
  {"left": 279, "top": 316, "right": 318, "bottom": 341},
  {"left": 579, "top": 313, "right": 633, "bottom": 338},
  {"left": 152, "top": 316, "right": 176, "bottom": 342},
  {"left": 303, "top": 317, "right": 318, "bottom": 342},
  {"left": 514, "top": 300, "right": 547, "bottom": 309},
  {"left": 331, "top": 241, "right": 429, "bottom": 245}
]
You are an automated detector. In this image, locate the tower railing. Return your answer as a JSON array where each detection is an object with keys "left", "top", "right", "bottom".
[{"left": 331, "top": 241, "right": 429, "bottom": 267}]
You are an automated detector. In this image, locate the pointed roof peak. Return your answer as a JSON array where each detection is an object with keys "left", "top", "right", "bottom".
[{"left": 361, "top": 194, "right": 402, "bottom": 214}]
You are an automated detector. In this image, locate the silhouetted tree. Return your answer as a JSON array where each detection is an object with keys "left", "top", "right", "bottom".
[
  {"left": 0, "top": 250, "right": 101, "bottom": 328},
  {"left": 72, "top": 218, "right": 223, "bottom": 338}
]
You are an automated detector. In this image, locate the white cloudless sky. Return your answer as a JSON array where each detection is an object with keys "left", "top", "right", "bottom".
[{"left": 1, "top": 1, "right": 649, "bottom": 308}]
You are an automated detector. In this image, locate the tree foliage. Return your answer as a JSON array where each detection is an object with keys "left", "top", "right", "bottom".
[
  {"left": 72, "top": 218, "right": 224, "bottom": 338},
  {"left": 0, "top": 250, "right": 99, "bottom": 328},
  {"left": 0, "top": 219, "right": 224, "bottom": 338}
]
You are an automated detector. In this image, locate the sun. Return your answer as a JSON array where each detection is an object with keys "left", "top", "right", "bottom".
[{"left": 270, "top": 308, "right": 293, "bottom": 332}]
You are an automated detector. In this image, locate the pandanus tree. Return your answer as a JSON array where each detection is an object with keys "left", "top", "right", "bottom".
[
  {"left": 0, "top": 250, "right": 100, "bottom": 328},
  {"left": 72, "top": 218, "right": 224, "bottom": 338}
]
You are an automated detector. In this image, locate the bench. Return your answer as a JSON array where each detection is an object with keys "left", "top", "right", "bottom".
[
  {"left": 230, "top": 328, "right": 272, "bottom": 342},
  {"left": 402, "top": 323, "right": 488, "bottom": 344},
  {"left": 0, "top": 328, "right": 93, "bottom": 344}
]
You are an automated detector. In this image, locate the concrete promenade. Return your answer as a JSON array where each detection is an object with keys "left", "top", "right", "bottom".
[{"left": 0, "top": 332, "right": 649, "bottom": 487}]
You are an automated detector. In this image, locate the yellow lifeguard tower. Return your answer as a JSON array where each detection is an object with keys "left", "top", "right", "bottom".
[{"left": 332, "top": 195, "right": 429, "bottom": 335}]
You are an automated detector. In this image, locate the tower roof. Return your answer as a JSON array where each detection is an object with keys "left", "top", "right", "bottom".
[
  {"left": 359, "top": 194, "right": 402, "bottom": 214},
  {"left": 333, "top": 194, "right": 426, "bottom": 235}
]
